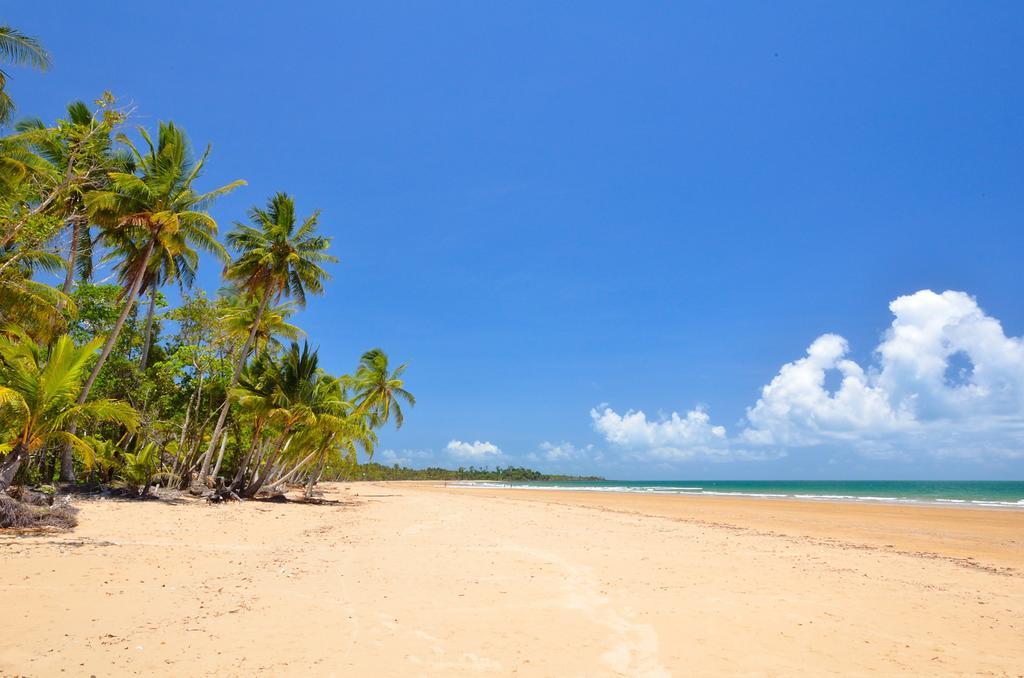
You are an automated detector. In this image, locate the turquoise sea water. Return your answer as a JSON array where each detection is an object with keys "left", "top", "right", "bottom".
[{"left": 461, "top": 480, "right": 1024, "bottom": 508}]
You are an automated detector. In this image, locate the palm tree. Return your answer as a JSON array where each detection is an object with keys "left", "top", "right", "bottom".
[
  {"left": 104, "top": 211, "right": 208, "bottom": 369},
  {"left": 238, "top": 342, "right": 322, "bottom": 497},
  {"left": 0, "top": 25, "right": 50, "bottom": 124},
  {"left": 219, "top": 294, "right": 303, "bottom": 358},
  {"left": 299, "top": 387, "right": 377, "bottom": 499},
  {"left": 226, "top": 353, "right": 277, "bottom": 491},
  {"left": 196, "top": 193, "right": 336, "bottom": 485},
  {"left": 15, "top": 100, "right": 131, "bottom": 300},
  {"left": 0, "top": 332, "right": 138, "bottom": 491},
  {"left": 0, "top": 244, "right": 73, "bottom": 342},
  {"left": 256, "top": 369, "right": 372, "bottom": 496},
  {"left": 0, "top": 98, "right": 126, "bottom": 277},
  {"left": 0, "top": 132, "right": 54, "bottom": 203},
  {"left": 352, "top": 349, "right": 415, "bottom": 429},
  {"left": 59, "top": 122, "right": 241, "bottom": 482},
  {"left": 83, "top": 121, "right": 238, "bottom": 390}
]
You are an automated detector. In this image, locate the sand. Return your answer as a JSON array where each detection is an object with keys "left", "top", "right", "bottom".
[{"left": 2, "top": 482, "right": 1022, "bottom": 676}]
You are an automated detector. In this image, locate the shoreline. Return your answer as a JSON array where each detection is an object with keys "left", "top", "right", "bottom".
[{"left": 439, "top": 479, "right": 1024, "bottom": 510}]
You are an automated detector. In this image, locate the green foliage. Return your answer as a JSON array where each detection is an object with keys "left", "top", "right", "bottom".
[
  {"left": 342, "top": 463, "right": 603, "bottom": 482},
  {"left": 119, "top": 442, "right": 159, "bottom": 496},
  {"left": 219, "top": 295, "right": 303, "bottom": 355},
  {"left": 80, "top": 436, "right": 121, "bottom": 480},
  {"left": 0, "top": 24, "right": 51, "bottom": 124},
  {"left": 352, "top": 348, "right": 414, "bottom": 429},
  {"left": 0, "top": 332, "right": 138, "bottom": 489},
  {"left": 0, "top": 244, "right": 72, "bottom": 341},
  {"left": 68, "top": 283, "right": 123, "bottom": 341},
  {"left": 3, "top": 95, "right": 127, "bottom": 253},
  {"left": 0, "top": 23, "right": 417, "bottom": 503},
  {"left": 224, "top": 192, "right": 337, "bottom": 306},
  {"left": 167, "top": 290, "right": 217, "bottom": 346}
]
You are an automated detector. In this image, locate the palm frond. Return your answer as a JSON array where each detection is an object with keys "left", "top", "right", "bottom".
[{"left": 0, "top": 26, "right": 50, "bottom": 70}]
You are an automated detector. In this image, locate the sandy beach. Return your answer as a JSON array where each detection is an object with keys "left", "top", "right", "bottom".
[{"left": 2, "top": 482, "right": 1022, "bottom": 676}]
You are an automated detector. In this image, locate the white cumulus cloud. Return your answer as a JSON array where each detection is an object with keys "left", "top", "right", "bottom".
[
  {"left": 593, "top": 290, "right": 1024, "bottom": 461},
  {"left": 743, "top": 290, "right": 1024, "bottom": 458},
  {"left": 590, "top": 406, "right": 731, "bottom": 460},
  {"left": 446, "top": 439, "right": 503, "bottom": 459},
  {"left": 538, "top": 441, "right": 595, "bottom": 461},
  {"left": 742, "top": 333, "right": 902, "bottom": 447},
  {"left": 876, "top": 290, "right": 1024, "bottom": 421}
]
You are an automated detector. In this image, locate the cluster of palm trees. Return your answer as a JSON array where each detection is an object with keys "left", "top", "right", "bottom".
[{"left": 0, "top": 25, "right": 413, "bottom": 499}]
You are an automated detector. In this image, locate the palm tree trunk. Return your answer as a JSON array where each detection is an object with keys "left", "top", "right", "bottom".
[
  {"left": 60, "top": 218, "right": 81, "bottom": 299},
  {"left": 210, "top": 433, "right": 228, "bottom": 479},
  {"left": 0, "top": 442, "right": 30, "bottom": 492},
  {"left": 77, "top": 236, "right": 154, "bottom": 401},
  {"left": 196, "top": 292, "right": 271, "bottom": 487},
  {"left": 174, "top": 377, "right": 198, "bottom": 475},
  {"left": 304, "top": 452, "right": 328, "bottom": 500},
  {"left": 243, "top": 431, "right": 290, "bottom": 498},
  {"left": 234, "top": 437, "right": 269, "bottom": 495},
  {"left": 184, "top": 409, "right": 218, "bottom": 476},
  {"left": 139, "top": 286, "right": 157, "bottom": 369},
  {"left": 43, "top": 217, "right": 83, "bottom": 341},
  {"left": 60, "top": 237, "right": 155, "bottom": 483},
  {"left": 229, "top": 422, "right": 263, "bottom": 493},
  {"left": 229, "top": 440, "right": 256, "bottom": 493},
  {"left": 173, "top": 367, "right": 204, "bottom": 480},
  {"left": 266, "top": 449, "right": 318, "bottom": 492}
]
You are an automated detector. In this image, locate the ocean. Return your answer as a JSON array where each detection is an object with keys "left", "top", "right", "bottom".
[{"left": 456, "top": 480, "right": 1024, "bottom": 508}]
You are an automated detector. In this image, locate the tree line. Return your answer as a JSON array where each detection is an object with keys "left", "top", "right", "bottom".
[
  {"left": 350, "top": 463, "right": 603, "bottom": 482},
  {"left": 0, "top": 25, "right": 414, "bottom": 503}
]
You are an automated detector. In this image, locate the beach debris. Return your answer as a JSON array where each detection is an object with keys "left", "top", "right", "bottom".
[{"left": 0, "top": 492, "right": 79, "bottom": 530}]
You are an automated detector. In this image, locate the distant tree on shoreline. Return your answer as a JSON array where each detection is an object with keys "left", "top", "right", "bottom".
[{"left": 333, "top": 462, "right": 603, "bottom": 483}]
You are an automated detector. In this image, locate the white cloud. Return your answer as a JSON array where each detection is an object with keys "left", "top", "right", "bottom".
[
  {"left": 378, "top": 448, "right": 433, "bottom": 466},
  {"left": 593, "top": 290, "right": 1024, "bottom": 461},
  {"left": 877, "top": 290, "right": 1024, "bottom": 421},
  {"left": 743, "top": 290, "right": 1024, "bottom": 458},
  {"left": 742, "top": 333, "right": 903, "bottom": 447},
  {"left": 446, "top": 439, "right": 503, "bottom": 459},
  {"left": 590, "top": 406, "right": 732, "bottom": 460},
  {"left": 538, "top": 441, "right": 595, "bottom": 461}
]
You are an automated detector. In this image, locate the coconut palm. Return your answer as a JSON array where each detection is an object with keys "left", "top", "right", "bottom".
[
  {"left": 79, "top": 436, "right": 121, "bottom": 484},
  {"left": 352, "top": 348, "right": 415, "bottom": 429},
  {"left": 119, "top": 442, "right": 160, "bottom": 498},
  {"left": 14, "top": 100, "right": 132, "bottom": 298},
  {"left": 0, "top": 332, "right": 138, "bottom": 491},
  {"left": 83, "top": 121, "right": 237, "bottom": 392},
  {"left": 238, "top": 341, "right": 322, "bottom": 498},
  {"left": 59, "top": 122, "right": 241, "bottom": 482},
  {"left": 219, "top": 294, "right": 303, "bottom": 358},
  {"left": 0, "top": 25, "right": 50, "bottom": 124},
  {"left": 299, "top": 391, "right": 377, "bottom": 499},
  {"left": 197, "top": 193, "right": 336, "bottom": 485},
  {"left": 104, "top": 211, "right": 209, "bottom": 368},
  {"left": 0, "top": 99, "right": 127, "bottom": 274},
  {"left": 259, "top": 371, "right": 368, "bottom": 497},
  {"left": 0, "top": 132, "right": 55, "bottom": 205},
  {"left": 0, "top": 245, "right": 73, "bottom": 342},
  {"left": 226, "top": 353, "right": 278, "bottom": 491}
]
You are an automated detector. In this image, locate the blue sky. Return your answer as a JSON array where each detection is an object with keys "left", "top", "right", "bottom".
[{"left": 7, "top": 2, "right": 1024, "bottom": 479}]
